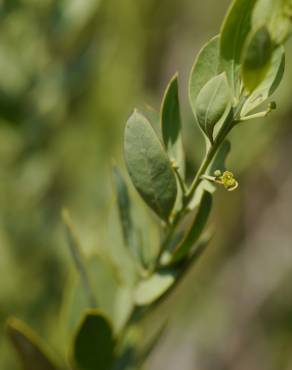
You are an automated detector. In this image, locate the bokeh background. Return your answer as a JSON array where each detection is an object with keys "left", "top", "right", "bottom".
[{"left": 1, "top": 0, "right": 292, "bottom": 369}]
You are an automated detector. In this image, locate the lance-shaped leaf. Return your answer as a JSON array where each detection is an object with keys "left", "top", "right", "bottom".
[
  {"left": 62, "top": 209, "right": 97, "bottom": 308},
  {"left": 124, "top": 110, "right": 177, "bottom": 222},
  {"left": 161, "top": 74, "right": 184, "bottom": 174},
  {"left": 208, "top": 140, "right": 231, "bottom": 175},
  {"left": 134, "top": 268, "right": 177, "bottom": 306},
  {"left": 195, "top": 73, "right": 231, "bottom": 142},
  {"left": 189, "top": 35, "right": 221, "bottom": 115},
  {"left": 136, "top": 231, "right": 213, "bottom": 307},
  {"left": 253, "top": 0, "right": 292, "bottom": 45},
  {"left": 241, "top": 45, "right": 285, "bottom": 115},
  {"left": 242, "top": 26, "right": 273, "bottom": 93},
  {"left": 172, "top": 191, "right": 212, "bottom": 263},
  {"left": 220, "top": 0, "right": 258, "bottom": 95},
  {"left": 6, "top": 318, "right": 60, "bottom": 370},
  {"left": 72, "top": 311, "right": 115, "bottom": 370},
  {"left": 112, "top": 165, "right": 138, "bottom": 259}
]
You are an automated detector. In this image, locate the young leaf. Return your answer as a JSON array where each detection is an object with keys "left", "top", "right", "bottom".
[
  {"left": 253, "top": 0, "right": 292, "bottom": 45},
  {"left": 189, "top": 35, "right": 221, "bottom": 115},
  {"left": 172, "top": 191, "right": 212, "bottom": 263},
  {"left": 195, "top": 73, "right": 231, "bottom": 142},
  {"left": 207, "top": 140, "right": 231, "bottom": 175},
  {"left": 161, "top": 74, "right": 184, "bottom": 175},
  {"left": 62, "top": 209, "right": 97, "bottom": 308},
  {"left": 6, "top": 318, "right": 60, "bottom": 370},
  {"left": 241, "top": 45, "right": 285, "bottom": 116},
  {"left": 134, "top": 269, "right": 177, "bottom": 306},
  {"left": 72, "top": 310, "right": 115, "bottom": 370},
  {"left": 242, "top": 26, "right": 273, "bottom": 93},
  {"left": 220, "top": 0, "right": 258, "bottom": 95},
  {"left": 124, "top": 110, "right": 177, "bottom": 222},
  {"left": 112, "top": 165, "right": 138, "bottom": 259}
]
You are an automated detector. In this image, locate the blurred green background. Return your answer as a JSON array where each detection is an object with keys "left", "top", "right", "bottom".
[{"left": 1, "top": 0, "right": 292, "bottom": 369}]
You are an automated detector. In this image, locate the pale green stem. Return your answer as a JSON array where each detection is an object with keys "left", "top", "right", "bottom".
[
  {"left": 173, "top": 166, "right": 187, "bottom": 195},
  {"left": 155, "top": 110, "right": 235, "bottom": 268}
]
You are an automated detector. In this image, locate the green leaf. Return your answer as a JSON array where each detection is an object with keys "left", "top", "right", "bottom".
[
  {"left": 172, "top": 191, "right": 212, "bottom": 263},
  {"left": 189, "top": 140, "right": 230, "bottom": 210},
  {"left": 112, "top": 165, "right": 138, "bottom": 259},
  {"left": 124, "top": 110, "right": 177, "bottom": 222},
  {"left": 62, "top": 209, "right": 97, "bottom": 308},
  {"left": 6, "top": 318, "right": 60, "bottom": 370},
  {"left": 72, "top": 311, "right": 114, "bottom": 370},
  {"left": 253, "top": 0, "right": 292, "bottom": 44},
  {"left": 220, "top": 0, "right": 258, "bottom": 95},
  {"left": 189, "top": 35, "right": 221, "bottom": 115},
  {"left": 242, "top": 26, "right": 273, "bottom": 93},
  {"left": 134, "top": 269, "right": 177, "bottom": 306},
  {"left": 188, "top": 141, "right": 230, "bottom": 211},
  {"left": 241, "top": 45, "right": 285, "bottom": 115},
  {"left": 208, "top": 140, "right": 231, "bottom": 175},
  {"left": 60, "top": 255, "right": 131, "bottom": 340},
  {"left": 161, "top": 74, "right": 184, "bottom": 175},
  {"left": 140, "top": 105, "right": 162, "bottom": 142},
  {"left": 195, "top": 73, "right": 231, "bottom": 142}
]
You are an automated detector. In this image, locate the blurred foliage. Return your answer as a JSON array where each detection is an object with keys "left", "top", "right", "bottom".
[{"left": 1, "top": 0, "right": 292, "bottom": 369}]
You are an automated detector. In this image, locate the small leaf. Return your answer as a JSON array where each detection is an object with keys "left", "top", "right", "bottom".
[
  {"left": 241, "top": 46, "right": 285, "bottom": 115},
  {"left": 189, "top": 35, "right": 221, "bottom": 115},
  {"left": 208, "top": 140, "right": 231, "bottom": 175},
  {"left": 62, "top": 209, "right": 97, "bottom": 308},
  {"left": 220, "top": 0, "right": 258, "bottom": 95},
  {"left": 72, "top": 310, "right": 115, "bottom": 370},
  {"left": 253, "top": 0, "right": 292, "bottom": 45},
  {"left": 124, "top": 110, "right": 177, "bottom": 222},
  {"left": 195, "top": 73, "right": 231, "bottom": 142},
  {"left": 172, "top": 191, "right": 212, "bottom": 263},
  {"left": 242, "top": 26, "right": 273, "bottom": 93},
  {"left": 134, "top": 269, "right": 177, "bottom": 306},
  {"left": 6, "top": 318, "right": 60, "bottom": 370},
  {"left": 161, "top": 74, "right": 184, "bottom": 174},
  {"left": 112, "top": 166, "right": 138, "bottom": 259}
]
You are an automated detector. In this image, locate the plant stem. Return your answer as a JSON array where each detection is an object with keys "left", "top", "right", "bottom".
[
  {"left": 173, "top": 166, "right": 187, "bottom": 195},
  {"left": 156, "top": 110, "right": 235, "bottom": 268}
]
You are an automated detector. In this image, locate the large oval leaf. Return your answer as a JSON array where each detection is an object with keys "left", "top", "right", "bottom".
[
  {"left": 195, "top": 73, "right": 231, "bottom": 142},
  {"left": 220, "top": 0, "right": 258, "bottom": 95},
  {"left": 242, "top": 26, "right": 273, "bottom": 93},
  {"left": 6, "top": 318, "right": 60, "bottom": 370},
  {"left": 124, "top": 110, "right": 177, "bottom": 222},
  {"left": 72, "top": 311, "right": 114, "bottom": 370},
  {"left": 189, "top": 35, "right": 221, "bottom": 115},
  {"left": 161, "top": 74, "right": 184, "bottom": 175}
]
